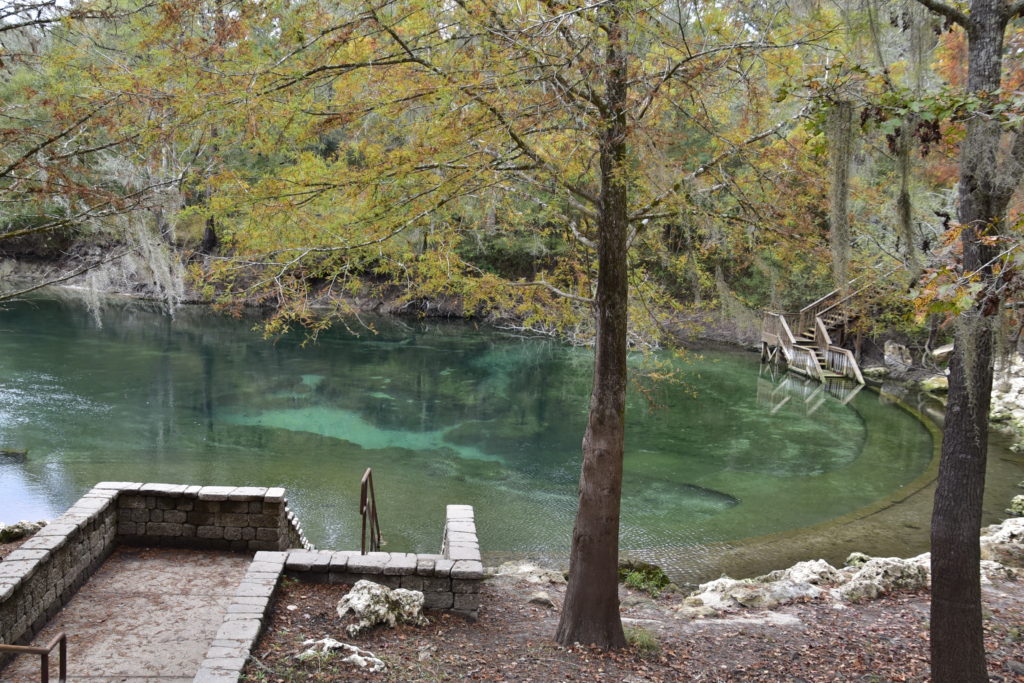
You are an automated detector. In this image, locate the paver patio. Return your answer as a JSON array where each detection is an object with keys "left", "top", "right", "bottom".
[{"left": 0, "top": 546, "right": 250, "bottom": 682}]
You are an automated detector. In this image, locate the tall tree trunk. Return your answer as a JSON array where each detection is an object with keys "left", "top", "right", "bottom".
[
  {"left": 555, "top": 3, "right": 629, "bottom": 651},
  {"left": 927, "top": 1, "right": 1015, "bottom": 680},
  {"left": 895, "top": 119, "right": 921, "bottom": 275},
  {"left": 827, "top": 100, "right": 854, "bottom": 292}
]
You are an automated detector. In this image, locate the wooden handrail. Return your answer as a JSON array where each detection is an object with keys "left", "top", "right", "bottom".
[
  {"left": 762, "top": 312, "right": 825, "bottom": 381},
  {"left": 0, "top": 632, "right": 66, "bottom": 682},
  {"left": 359, "top": 468, "right": 382, "bottom": 555}
]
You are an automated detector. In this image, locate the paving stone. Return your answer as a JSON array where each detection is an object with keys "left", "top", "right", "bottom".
[
  {"left": 284, "top": 550, "right": 318, "bottom": 571},
  {"left": 348, "top": 552, "right": 390, "bottom": 573},
  {"left": 231, "top": 596, "right": 271, "bottom": 607},
  {"left": 198, "top": 486, "right": 237, "bottom": 501},
  {"left": 139, "top": 483, "right": 188, "bottom": 495},
  {"left": 0, "top": 580, "right": 19, "bottom": 601},
  {"left": 246, "top": 561, "right": 283, "bottom": 575},
  {"left": 3, "top": 548, "right": 51, "bottom": 563},
  {"left": 94, "top": 481, "right": 143, "bottom": 491},
  {"left": 330, "top": 551, "right": 359, "bottom": 572},
  {"left": 447, "top": 545, "right": 481, "bottom": 562},
  {"left": 252, "top": 551, "right": 287, "bottom": 564},
  {"left": 0, "top": 561, "right": 36, "bottom": 581},
  {"left": 215, "top": 618, "right": 262, "bottom": 643},
  {"left": 264, "top": 487, "right": 286, "bottom": 503},
  {"left": 34, "top": 523, "right": 79, "bottom": 538},
  {"left": 445, "top": 520, "right": 477, "bottom": 534},
  {"left": 433, "top": 559, "right": 455, "bottom": 577},
  {"left": 203, "top": 656, "right": 248, "bottom": 671},
  {"left": 205, "top": 645, "right": 250, "bottom": 660},
  {"left": 183, "top": 485, "right": 203, "bottom": 495},
  {"left": 383, "top": 552, "right": 418, "bottom": 576},
  {"left": 195, "top": 666, "right": 242, "bottom": 681},
  {"left": 234, "top": 582, "right": 275, "bottom": 599},
  {"left": 226, "top": 602, "right": 267, "bottom": 615},
  {"left": 228, "top": 486, "right": 267, "bottom": 501},
  {"left": 446, "top": 504, "right": 474, "bottom": 519},
  {"left": 416, "top": 555, "right": 441, "bottom": 576}
]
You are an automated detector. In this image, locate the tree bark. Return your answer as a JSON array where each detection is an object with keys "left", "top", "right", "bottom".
[
  {"left": 927, "top": 1, "right": 1012, "bottom": 681},
  {"left": 555, "top": 3, "right": 629, "bottom": 651},
  {"left": 828, "top": 100, "right": 854, "bottom": 292}
]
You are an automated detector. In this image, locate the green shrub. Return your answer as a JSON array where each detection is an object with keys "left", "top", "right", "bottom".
[
  {"left": 624, "top": 626, "right": 660, "bottom": 656},
  {"left": 618, "top": 560, "right": 672, "bottom": 597}
]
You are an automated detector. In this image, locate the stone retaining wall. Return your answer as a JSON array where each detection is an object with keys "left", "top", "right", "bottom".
[
  {"left": 0, "top": 487, "right": 119, "bottom": 664},
  {"left": 0, "top": 482, "right": 310, "bottom": 662},
  {"left": 283, "top": 504, "right": 484, "bottom": 617},
  {"left": 195, "top": 550, "right": 287, "bottom": 682},
  {"left": 106, "top": 483, "right": 311, "bottom": 552}
]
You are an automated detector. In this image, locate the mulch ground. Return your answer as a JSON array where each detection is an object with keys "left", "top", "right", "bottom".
[
  {"left": 0, "top": 537, "right": 27, "bottom": 561},
  {"left": 242, "top": 574, "right": 1024, "bottom": 682}
]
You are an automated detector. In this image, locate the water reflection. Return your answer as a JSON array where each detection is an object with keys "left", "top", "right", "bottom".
[{"left": 0, "top": 293, "right": 935, "bottom": 579}]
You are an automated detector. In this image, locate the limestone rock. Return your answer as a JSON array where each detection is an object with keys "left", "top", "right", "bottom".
[
  {"left": 918, "top": 375, "right": 949, "bottom": 393},
  {"left": 930, "top": 344, "right": 954, "bottom": 364},
  {"left": 297, "top": 638, "right": 386, "bottom": 673},
  {"left": 758, "top": 559, "right": 839, "bottom": 585},
  {"left": 883, "top": 341, "right": 913, "bottom": 372},
  {"left": 844, "top": 552, "right": 872, "bottom": 568},
  {"left": 336, "top": 580, "right": 428, "bottom": 637},
  {"left": 980, "top": 560, "right": 1019, "bottom": 583},
  {"left": 861, "top": 365, "right": 890, "bottom": 379},
  {"left": 527, "top": 591, "right": 555, "bottom": 608},
  {"left": 673, "top": 604, "right": 718, "bottom": 619},
  {"left": 492, "top": 561, "right": 566, "bottom": 585},
  {"left": 686, "top": 575, "right": 820, "bottom": 611},
  {"left": 979, "top": 517, "right": 1024, "bottom": 568},
  {"left": 0, "top": 520, "right": 47, "bottom": 543},
  {"left": 837, "top": 557, "right": 929, "bottom": 602},
  {"left": 1008, "top": 495, "right": 1024, "bottom": 517}
]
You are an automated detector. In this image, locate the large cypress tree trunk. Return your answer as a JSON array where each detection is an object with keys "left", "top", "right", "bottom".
[
  {"left": 554, "top": 3, "right": 629, "bottom": 651},
  {"left": 927, "top": 1, "right": 1016, "bottom": 680}
]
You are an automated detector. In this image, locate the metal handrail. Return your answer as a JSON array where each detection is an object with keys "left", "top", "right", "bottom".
[
  {"left": 359, "top": 468, "right": 382, "bottom": 555},
  {"left": 0, "top": 632, "right": 67, "bottom": 682}
]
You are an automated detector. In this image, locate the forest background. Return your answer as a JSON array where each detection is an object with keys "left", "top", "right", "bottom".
[
  {"left": 2, "top": 0, "right": 1024, "bottom": 679},
  {"left": 4, "top": 0, "right": 1020, "bottom": 346}
]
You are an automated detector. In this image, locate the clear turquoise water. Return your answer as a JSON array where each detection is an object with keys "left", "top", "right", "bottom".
[{"left": 0, "top": 294, "right": 934, "bottom": 579}]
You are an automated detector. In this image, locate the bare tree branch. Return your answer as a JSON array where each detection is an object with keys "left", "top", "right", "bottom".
[{"left": 911, "top": 0, "right": 969, "bottom": 27}]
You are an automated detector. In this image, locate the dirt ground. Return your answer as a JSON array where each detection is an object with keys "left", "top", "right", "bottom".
[
  {"left": 242, "top": 574, "right": 1024, "bottom": 682},
  {"left": 0, "top": 537, "right": 27, "bottom": 561}
]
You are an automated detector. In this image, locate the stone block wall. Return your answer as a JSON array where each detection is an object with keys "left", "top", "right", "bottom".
[
  {"left": 0, "top": 488, "right": 118, "bottom": 662},
  {"left": 0, "top": 481, "right": 310, "bottom": 661},
  {"left": 105, "top": 482, "right": 312, "bottom": 553},
  {"left": 283, "top": 503, "right": 483, "bottom": 618}
]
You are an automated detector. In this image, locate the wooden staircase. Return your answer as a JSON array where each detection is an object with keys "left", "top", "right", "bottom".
[{"left": 760, "top": 283, "right": 866, "bottom": 385}]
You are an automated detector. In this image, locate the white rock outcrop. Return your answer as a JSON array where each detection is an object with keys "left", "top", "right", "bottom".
[
  {"left": 491, "top": 561, "right": 566, "bottom": 585},
  {"left": 297, "top": 638, "right": 386, "bottom": 673},
  {"left": 835, "top": 555, "right": 929, "bottom": 602},
  {"left": 0, "top": 520, "right": 46, "bottom": 543},
  {"left": 336, "top": 580, "right": 428, "bottom": 637},
  {"left": 979, "top": 517, "right": 1024, "bottom": 568}
]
